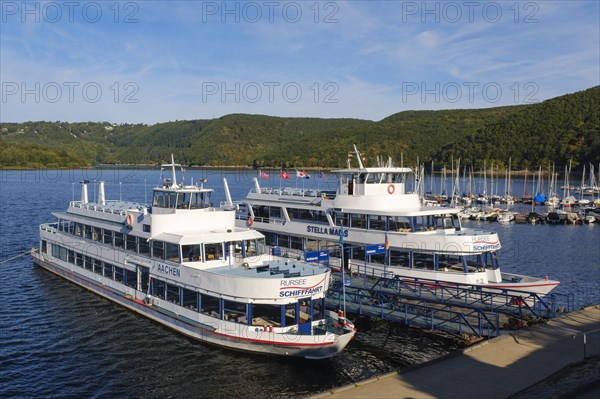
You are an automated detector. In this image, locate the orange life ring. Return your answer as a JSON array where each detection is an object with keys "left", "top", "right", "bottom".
[
  {"left": 247, "top": 216, "right": 254, "bottom": 227},
  {"left": 387, "top": 184, "right": 395, "bottom": 195},
  {"left": 126, "top": 213, "right": 134, "bottom": 227}
]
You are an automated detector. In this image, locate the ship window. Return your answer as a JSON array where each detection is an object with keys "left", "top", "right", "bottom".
[
  {"left": 368, "top": 215, "right": 387, "bottom": 231},
  {"left": 191, "top": 192, "right": 211, "bottom": 208},
  {"left": 54, "top": 245, "right": 68, "bottom": 262},
  {"left": 245, "top": 240, "right": 258, "bottom": 257},
  {"left": 93, "top": 258, "right": 103, "bottom": 274},
  {"left": 165, "top": 243, "right": 180, "bottom": 262},
  {"left": 438, "top": 254, "right": 466, "bottom": 272},
  {"left": 251, "top": 304, "right": 281, "bottom": 327},
  {"left": 290, "top": 235, "right": 303, "bottom": 251},
  {"left": 334, "top": 211, "right": 349, "bottom": 228},
  {"left": 182, "top": 288, "right": 198, "bottom": 311},
  {"left": 369, "top": 253, "right": 385, "bottom": 264},
  {"left": 151, "top": 279, "right": 166, "bottom": 299},
  {"left": 75, "top": 253, "right": 83, "bottom": 267},
  {"left": 313, "top": 298, "right": 324, "bottom": 321},
  {"left": 263, "top": 232, "right": 276, "bottom": 246},
  {"left": 84, "top": 225, "right": 92, "bottom": 240},
  {"left": 204, "top": 243, "right": 223, "bottom": 261},
  {"left": 389, "top": 216, "right": 411, "bottom": 232},
  {"left": 389, "top": 250, "right": 411, "bottom": 267},
  {"left": 350, "top": 213, "right": 366, "bottom": 229},
  {"left": 140, "top": 266, "right": 150, "bottom": 292},
  {"left": 152, "top": 241, "right": 164, "bottom": 259},
  {"left": 126, "top": 234, "right": 137, "bottom": 252},
  {"left": 138, "top": 239, "right": 150, "bottom": 256},
  {"left": 114, "top": 233, "right": 125, "bottom": 248},
  {"left": 277, "top": 234, "right": 290, "bottom": 248},
  {"left": 182, "top": 244, "right": 201, "bottom": 262},
  {"left": 351, "top": 246, "right": 365, "bottom": 261},
  {"left": 92, "top": 227, "right": 101, "bottom": 241},
  {"left": 223, "top": 300, "right": 246, "bottom": 323},
  {"left": 84, "top": 256, "right": 93, "bottom": 270},
  {"left": 176, "top": 193, "right": 191, "bottom": 209},
  {"left": 166, "top": 283, "right": 180, "bottom": 304},
  {"left": 103, "top": 229, "right": 114, "bottom": 245},
  {"left": 75, "top": 223, "right": 83, "bottom": 237},
  {"left": 143, "top": 224, "right": 151, "bottom": 233},
  {"left": 114, "top": 266, "right": 124, "bottom": 283},
  {"left": 41, "top": 240, "right": 47, "bottom": 253},
  {"left": 125, "top": 268, "right": 137, "bottom": 289},
  {"left": 284, "top": 303, "right": 297, "bottom": 326},
  {"left": 67, "top": 250, "right": 74, "bottom": 264},
  {"left": 104, "top": 262, "right": 114, "bottom": 279},
  {"left": 200, "top": 294, "right": 220, "bottom": 317},
  {"left": 413, "top": 253, "right": 435, "bottom": 270},
  {"left": 152, "top": 192, "right": 177, "bottom": 208},
  {"left": 269, "top": 207, "right": 282, "bottom": 218}
]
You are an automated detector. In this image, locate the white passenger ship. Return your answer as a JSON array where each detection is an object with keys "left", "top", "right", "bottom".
[
  {"left": 236, "top": 146, "right": 560, "bottom": 297},
  {"left": 33, "top": 157, "right": 355, "bottom": 359}
]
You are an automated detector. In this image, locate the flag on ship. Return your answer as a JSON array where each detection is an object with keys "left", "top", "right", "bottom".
[
  {"left": 279, "top": 171, "right": 291, "bottom": 179},
  {"left": 318, "top": 171, "right": 326, "bottom": 179},
  {"left": 259, "top": 170, "right": 269, "bottom": 179},
  {"left": 296, "top": 171, "right": 311, "bottom": 179}
]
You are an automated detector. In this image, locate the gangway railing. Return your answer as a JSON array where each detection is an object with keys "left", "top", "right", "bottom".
[
  {"left": 325, "top": 271, "right": 574, "bottom": 338},
  {"left": 326, "top": 279, "right": 500, "bottom": 338}
]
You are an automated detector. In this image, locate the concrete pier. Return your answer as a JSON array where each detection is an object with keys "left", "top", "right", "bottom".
[{"left": 313, "top": 305, "right": 600, "bottom": 399}]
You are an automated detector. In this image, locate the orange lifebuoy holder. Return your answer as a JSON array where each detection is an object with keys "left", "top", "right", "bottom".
[
  {"left": 126, "top": 213, "right": 134, "bottom": 228},
  {"left": 247, "top": 216, "right": 254, "bottom": 227},
  {"left": 387, "top": 184, "right": 395, "bottom": 195}
]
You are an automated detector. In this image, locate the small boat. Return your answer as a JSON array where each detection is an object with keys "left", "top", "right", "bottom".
[
  {"left": 497, "top": 212, "right": 515, "bottom": 223},
  {"left": 33, "top": 156, "right": 356, "bottom": 359}
]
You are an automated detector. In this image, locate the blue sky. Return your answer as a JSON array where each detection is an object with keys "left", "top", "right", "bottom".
[{"left": 1, "top": 0, "right": 598, "bottom": 123}]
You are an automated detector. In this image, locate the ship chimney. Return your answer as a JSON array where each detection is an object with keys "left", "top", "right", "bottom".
[
  {"left": 81, "top": 180, "right": 89, "bottom": 204},
  {"left": 98, "top": 180, "right": 106, "bottom": 205},
  {"left": 223, "top": 178, "right": 233, "bottom": 207}
]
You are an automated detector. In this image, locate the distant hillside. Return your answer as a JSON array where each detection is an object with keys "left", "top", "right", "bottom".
[{"left": 1, "top": 86, "right": 598, "bottom": 169}]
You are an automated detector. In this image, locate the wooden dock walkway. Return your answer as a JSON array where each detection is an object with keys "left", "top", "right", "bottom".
[{"left": 312, "top": 305, "right": 600, "bottom": 399}]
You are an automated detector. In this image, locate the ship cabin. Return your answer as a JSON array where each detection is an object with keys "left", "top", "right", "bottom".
[{"left": 333, "top": 167, "right": 415, "bottom": 197}]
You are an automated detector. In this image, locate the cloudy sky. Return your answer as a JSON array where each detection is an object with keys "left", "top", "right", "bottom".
[{"left": 1, "top": 0, "right": 598, "bottom": 123}]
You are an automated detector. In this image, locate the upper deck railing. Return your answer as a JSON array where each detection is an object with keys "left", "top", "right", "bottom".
[
  {"left": 249, "top": 187, "right": 336, "bottom": 200},
  {"left": 69, "top": 200, "right": 149, "bottom": 215}
]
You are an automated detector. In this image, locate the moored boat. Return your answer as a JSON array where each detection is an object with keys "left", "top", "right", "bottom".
[
  {"left": 33, "top": 156, "right": 356, "bottom": 359},
  {"left": 236, "top": 146, "right": 560, "bottom": 297}
]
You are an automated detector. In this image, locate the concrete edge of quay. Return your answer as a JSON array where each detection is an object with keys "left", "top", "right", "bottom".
[{"left": 309, "top": 305, "right": 600, "bottom": 399}]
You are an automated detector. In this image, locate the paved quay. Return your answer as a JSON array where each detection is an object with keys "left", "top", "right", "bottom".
[{"left": 313, "top": 305, "right": 600, "bottom": 399}]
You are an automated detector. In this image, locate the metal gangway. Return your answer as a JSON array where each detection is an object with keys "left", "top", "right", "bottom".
[{"left": 325, "top": 270, "right": 574, "bottom": 339}]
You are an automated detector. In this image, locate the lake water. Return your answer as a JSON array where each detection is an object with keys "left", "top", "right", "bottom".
[{"left": 0, "top": 168, "right": 597, "bottom": 398}]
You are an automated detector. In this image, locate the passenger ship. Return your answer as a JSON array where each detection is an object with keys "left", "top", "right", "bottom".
[
  {"left": 33, "top": 157, "right": 355, "bottom": 359},
  {"left": 236, "top": 146, "right": 560, "bottom": 297}
]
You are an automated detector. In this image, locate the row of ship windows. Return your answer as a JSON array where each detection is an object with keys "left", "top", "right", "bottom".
[
  {"left": 44, "top": 241, "right": 323, "bottom": 327},
  {"left": 249, "top": 205, "right": 460, "bottom": 231},
  {"left": 259, "top": 232, "right": 498, "bottom": 272},
  {"left": 55, "top": 220, "right": 259, "bottom": 263}
]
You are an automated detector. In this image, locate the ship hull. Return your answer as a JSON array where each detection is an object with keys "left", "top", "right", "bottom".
[{"left": 32, "top": 252, "right": 353, "bottom": 359}]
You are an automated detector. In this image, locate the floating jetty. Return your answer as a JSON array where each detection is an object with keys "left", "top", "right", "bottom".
[
  {"left": 313, "top": 305, "right": 600, "bottom": 399},
  {"left": 325, "top": 272, "right": 574, "bottom": 339}
]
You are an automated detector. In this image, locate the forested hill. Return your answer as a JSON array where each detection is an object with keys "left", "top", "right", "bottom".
[{"left": 1, "top": 86, "right": 598, "bottom": 169}]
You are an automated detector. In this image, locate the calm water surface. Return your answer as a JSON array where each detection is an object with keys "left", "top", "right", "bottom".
[{"left": 0, "top": 168, "right": 597, "bottom": 398}]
